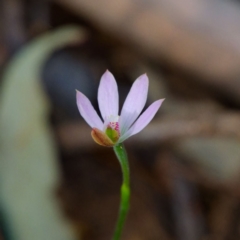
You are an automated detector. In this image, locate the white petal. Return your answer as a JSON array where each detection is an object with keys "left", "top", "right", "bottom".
[
  {"left": 76, "top": 90, "right": 103, "bottom": 129},
  {"left": 119, "top": 99, "right": 164, "bottom": 142},
  {"left": 119, "top": 74, "right": 149, "bottom": 134},
  {"left": 98, "top": 70, "right": 119, "bottom": 120}
]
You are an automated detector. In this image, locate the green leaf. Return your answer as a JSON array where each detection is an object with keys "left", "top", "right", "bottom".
[{"left": 0, "top": 26, "right": 86, "bottom": 240}]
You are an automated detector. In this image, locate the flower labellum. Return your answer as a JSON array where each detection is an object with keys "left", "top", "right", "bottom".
[{"left": 76, "top": 70, "right": 165, "bottom": 147}]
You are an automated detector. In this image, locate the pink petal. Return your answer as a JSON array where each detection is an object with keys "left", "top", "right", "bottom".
[
  {"left": 119, "top": 99, "right": 164, "bottom": 142},
  {"left": 76, "top": 90, "right": 103, "bottom": 129},
  {"left": 119, "top": 74, "right": 149, "bottom": 134},
  {"left": 98, "top": 70, "right": 119, "bottom": 121}
]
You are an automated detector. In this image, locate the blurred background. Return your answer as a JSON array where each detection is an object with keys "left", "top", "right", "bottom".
[{"left": 1, "top": 0, "right": 240, "bottom": 240}]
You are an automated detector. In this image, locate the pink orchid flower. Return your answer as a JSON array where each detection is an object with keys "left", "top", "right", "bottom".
[{"left": 76, "top": 70, "right": 164, "bottom": 147}]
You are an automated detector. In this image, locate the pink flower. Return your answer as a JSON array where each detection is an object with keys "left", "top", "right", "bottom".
[{"left": 76, "top": 70, "right": 164, "bottom": 147}]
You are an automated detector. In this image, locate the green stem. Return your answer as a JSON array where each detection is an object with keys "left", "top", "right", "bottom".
[{"left": 112, "top": 143, "right": 130, "bottom": 240}]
